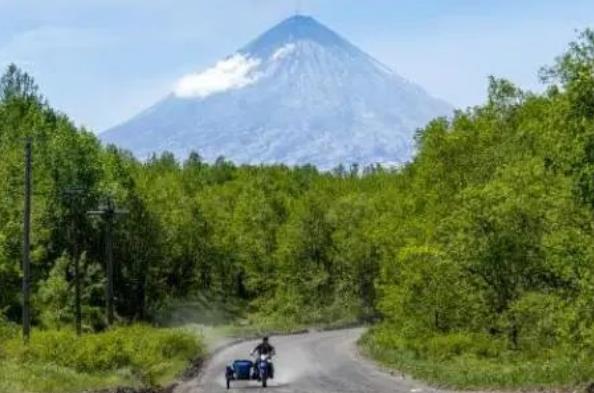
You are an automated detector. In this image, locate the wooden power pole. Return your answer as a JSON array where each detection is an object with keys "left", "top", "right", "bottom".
[
  {"left": 88, "top": 197, "right": 127, "bottom": 325},
  {"left": 22, "top": 137, "right": 32, "bottom": 343}
]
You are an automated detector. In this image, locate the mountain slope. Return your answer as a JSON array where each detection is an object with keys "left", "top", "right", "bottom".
[{"left": 102, "top": 15, "right": 452, "bottom": 169}]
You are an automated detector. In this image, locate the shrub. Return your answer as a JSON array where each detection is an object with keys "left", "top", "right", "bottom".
[
  {"left": 0, "top": 318, "right": 18, "bottom": 341},
  {"left": 0, "top": 318, "right": 18, "bottom": 360},
  {"left": 3, "top": 325, "right": 203, "bottom": 386},
  {"left": 361, "top": 325, "right": 594, "bottom": 389},
  {"left": 424, "top": 332, "right": 504, "bottom": 360},
  {"left": 504, "top": 292, "right": 566, "bottom": 354}
]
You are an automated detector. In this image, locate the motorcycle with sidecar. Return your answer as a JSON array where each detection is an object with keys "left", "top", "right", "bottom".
[{"left": 225, "top": 353, "right": 273, "bottom": 389}]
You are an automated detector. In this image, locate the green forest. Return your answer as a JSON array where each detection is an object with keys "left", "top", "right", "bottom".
[{"left": 3, "top": 30, "right": 594, "bottom": 391}]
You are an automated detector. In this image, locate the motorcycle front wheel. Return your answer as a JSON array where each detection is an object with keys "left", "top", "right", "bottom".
[{"left": 261, "top": 369, "right": 268, "bottom": 387}]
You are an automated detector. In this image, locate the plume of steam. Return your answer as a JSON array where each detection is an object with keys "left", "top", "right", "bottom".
[{"left": 175, "top": 54, "right": 261, "bottom": 98}]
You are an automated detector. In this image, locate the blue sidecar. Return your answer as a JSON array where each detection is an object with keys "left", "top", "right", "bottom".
[
  {"left": 225, "top": 356, "right": 273, "bottom": 389},
  {"left": 225, "top": 359, "right": 253, "bottom": 389}
]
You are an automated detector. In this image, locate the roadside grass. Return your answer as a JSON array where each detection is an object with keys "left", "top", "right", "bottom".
[
  {"left": 360, "top": 326, "right": 594, "bottom": 390},
  {"left": 0, "top": 324, "right": 204, "bottom": 393},
  {"left": 0, "top": 360, "right": 126, "bottom": 393}
]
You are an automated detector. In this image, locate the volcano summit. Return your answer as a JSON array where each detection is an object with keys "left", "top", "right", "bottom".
[{"left": 102, "top": 15, "right": 452, "bottom": 168}]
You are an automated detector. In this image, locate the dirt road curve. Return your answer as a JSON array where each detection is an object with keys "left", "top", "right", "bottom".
[{"left": 175, "top": 328, "right": 443, "bottom": 393}]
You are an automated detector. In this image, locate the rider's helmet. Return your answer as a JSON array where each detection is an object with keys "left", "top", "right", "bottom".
[{"left": 263, "top": 336, "right": 269, "bottom": 343}]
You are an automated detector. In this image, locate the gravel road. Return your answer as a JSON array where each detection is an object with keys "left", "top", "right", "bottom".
[{"left": 175, "top": 328, "right": 444, "bottom": 393}]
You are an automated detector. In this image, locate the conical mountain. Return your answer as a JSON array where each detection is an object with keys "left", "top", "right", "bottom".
[{"left": 101, "top": 15, "right": 452, "bottom": 168}]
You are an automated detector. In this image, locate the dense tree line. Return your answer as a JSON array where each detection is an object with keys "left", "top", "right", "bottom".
[
  {"left": 0, "top": 64, "right": 380, "bottom": 329},
  {"left": 2, "top": 31, "right": 594, "bottom": 361}
]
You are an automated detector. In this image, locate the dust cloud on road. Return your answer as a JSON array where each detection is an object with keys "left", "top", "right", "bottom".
[{"left": 175, "top": 328, "right": 446, "bottom": 393}]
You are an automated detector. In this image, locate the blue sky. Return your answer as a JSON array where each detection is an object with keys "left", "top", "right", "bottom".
[{"left": 1, "top": 0, "right": 593, "bottom": 132}]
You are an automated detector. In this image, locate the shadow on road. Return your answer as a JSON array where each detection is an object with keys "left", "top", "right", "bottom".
[{"left": 227, "top": 383, "right": 291, "bottom": 390}]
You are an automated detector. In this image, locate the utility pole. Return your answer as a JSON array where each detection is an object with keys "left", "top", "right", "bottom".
[
  {"left": 22, "top": 137, "right": 32, "bottom": 343},
  {"left": 88, "top": 197, "right": 127, "bottom": 325},
  {"left": 63, "top": 187, "right": 84, "bottom": 335}
]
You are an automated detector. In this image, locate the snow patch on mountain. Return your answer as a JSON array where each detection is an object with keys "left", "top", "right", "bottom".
[{"left": 174, "top": 54, "right": 261, "bottom": 98}]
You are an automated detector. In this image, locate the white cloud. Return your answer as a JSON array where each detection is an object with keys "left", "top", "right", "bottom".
[
  {"left": 174, "top": 53, "right": 261, "bottom": 98},
  {"left": 272, "top": 43, "right": 296, "bottom": 60}
]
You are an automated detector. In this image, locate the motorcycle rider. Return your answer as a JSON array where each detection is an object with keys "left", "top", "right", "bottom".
[{"left": 251, "top": 336, "right": 275, "bottom": 379}]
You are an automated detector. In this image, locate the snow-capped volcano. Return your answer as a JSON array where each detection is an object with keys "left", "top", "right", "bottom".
[{"left": 102, "top": 15, "right": 452, "bottom": 168}]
